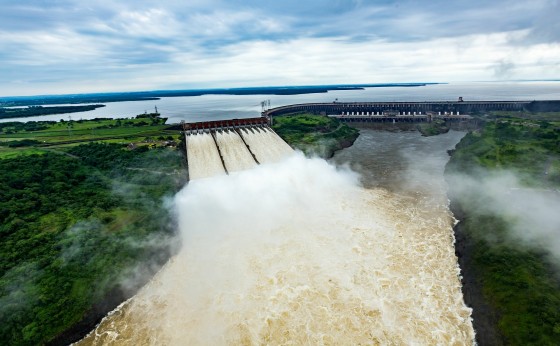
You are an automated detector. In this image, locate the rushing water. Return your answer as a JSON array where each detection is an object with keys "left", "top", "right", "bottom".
[
  {"left": 185, "top": 128, "right": 293, "bottom": 180},
  {"left": 332, "top": 129, "right": 466, "bottom": 192},
  {"left": 214, "top": 130, "right": 258, "bottom": 173},
  {"left": 240, "top": 128, "right": 293, "bottom": 165},
  {"left": 185, "top": 133, "right": 227, "bottom": 180},
  {"left": 76, "top": 126, "right": 474, "bottom": 345},
  {"left": 2, "top": 81, "right": 560, "bottom": 124}
]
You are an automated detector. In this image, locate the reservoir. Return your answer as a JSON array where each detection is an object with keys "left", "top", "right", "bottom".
[{"left": 2, "top": 81, "right": 560, "bottom": 124}]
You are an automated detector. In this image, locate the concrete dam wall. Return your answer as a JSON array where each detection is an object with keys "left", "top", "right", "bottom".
[
  {"left": 185, "top": 120, "right": 293, "bottom": 180},
  {"left": 263, "top": 100, "right": 560, "bottom": 117}
]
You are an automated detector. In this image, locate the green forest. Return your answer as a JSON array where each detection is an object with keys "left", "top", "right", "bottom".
[
  {"left": 446, "top": 115, "right": 560, "bottom": 345},
  {"left": 272, "top": 113, "right": 359, "bottom": 158},
  {"left": 0, "top": 143, "right": 186, "bottom": 345},
  {"left": 0, "top": 105, "right": 105, "bottom": 119},
  {"left": 0, "top": 117, "right": 175, "bottom": 159}
]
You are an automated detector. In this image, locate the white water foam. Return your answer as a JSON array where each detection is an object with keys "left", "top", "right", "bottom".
[
  {"left": 186, "top": 133, "right": 226, "bottom": 180},
  {"left": 214, "top": 130, "right": 257, "bottom": 173},
  {"left": 240, "top": 128, "right": 293, "bottom": 164}
]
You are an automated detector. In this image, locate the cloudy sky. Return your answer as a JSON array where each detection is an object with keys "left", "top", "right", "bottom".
[{"left": 1, "top": 0, "right": 559, "bottom": 96}]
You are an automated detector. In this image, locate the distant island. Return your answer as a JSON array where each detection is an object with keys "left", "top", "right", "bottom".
[
  {"left": 0, "top": 83, "right": 439, "bottom": 107},
  {"left": 0, "top": 104, "right": 105, "bottom": 119}
]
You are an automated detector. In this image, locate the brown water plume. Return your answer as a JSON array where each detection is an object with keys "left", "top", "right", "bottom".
[{"left": 78, "top": 153, "right": 473, "bottom": 345}]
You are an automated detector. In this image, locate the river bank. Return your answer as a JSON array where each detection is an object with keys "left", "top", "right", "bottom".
[
  {"left": 47, "top": 246, "right": 175, "bottom": 346},
  {"left": 272, "top": 113, "right": 359, "bottom": 159},
  {"left": 449, "top": 200, "right": 505, "bottom": 346},
  {"left": 444, "top": 114, "right": 560, "bottom": 345}
]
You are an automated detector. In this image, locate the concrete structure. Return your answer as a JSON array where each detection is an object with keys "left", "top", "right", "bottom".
[
  {"left": 183, "top": 117, "right": 292, "bottom": 180},
  {"left": 182, "top": 117, "right": 269, "bottom": 134},
  {"left": 262, "top": 100, "right": 560, "bottom": 120}
]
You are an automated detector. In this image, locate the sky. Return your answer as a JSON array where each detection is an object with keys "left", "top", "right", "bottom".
[{"left": 0, "top": 0, "right": 559, "bottom": 96}]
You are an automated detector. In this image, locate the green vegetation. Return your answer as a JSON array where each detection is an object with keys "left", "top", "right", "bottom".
[
  {"left": 0, "top": 117, "right": 178, "bottom": 159},
  {"left": 488, "top": 110, "right": 560, "bottom": 122},
  {"left": 0, "top": 105, "right": 105, "bottom": 119},
  {"left": 448, "top": 118, "right": 560, "bottom": 186},
  {"left": 446, "top": 116, "right": 560, "bottom": 345},
  {"left": 416, "top": 118, "right": 450, "bottom": 136},
  {"left": 0, "top": 115, "right": 185, "bottom": 345},
  {"left": 272, "top": 113, "right": 359, "bottom": 158},
  {"left": 0, "top": 143, "right": 186, "bottom": 345}
]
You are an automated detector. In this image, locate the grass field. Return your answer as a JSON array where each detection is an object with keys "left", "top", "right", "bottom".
[{"left": 0, "top": 117, "right": 181, "bottom": 158}]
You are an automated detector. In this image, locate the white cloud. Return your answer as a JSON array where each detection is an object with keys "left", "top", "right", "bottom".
[
  {"left": 163, "top": 32, "right": 560, "bottom": 87},
  {"left": 0, "top": 28, "right": 108, "bottom": 66},
  {"left": 0, "top": 1, "right": 559, "bottom": 95},
  {"left": 111, "top": 8, "right": 180, "bottom": 38}
]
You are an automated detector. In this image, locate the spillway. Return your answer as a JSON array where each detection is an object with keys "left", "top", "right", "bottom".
[
  {"left": 214, "top": 130, "right": 257, "bottom": 173},
  {"left": 185, "top": 132, "right": 226, "bottom": 180},
  {"left": 184, "top": 118, "right": 294, "bottom": 180},
  {"left": 239, "top": 128, "right": 293, "bottom": 164}
]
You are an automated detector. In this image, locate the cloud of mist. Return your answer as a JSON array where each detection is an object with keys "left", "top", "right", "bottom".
[
  {"left": 448, "top": 169, "right": 560, "bottom": 264},
  {"left": 105, "top": 154, "right": 185, "bottom": 294},
  {"left": 55, "top": 150, "right": 186, "bottom": 299},
  {"left": 0, "top": 262, "right": 42, "bottom": 325},
  {"left": 176, "top": 152, "right": 361, "bottom": 245}
]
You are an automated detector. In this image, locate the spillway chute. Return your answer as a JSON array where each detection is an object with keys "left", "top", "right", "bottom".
[
  {"left": 185, "top": 131, "right": 227, "bottom": 180},
  {"left": 183, "top": 117, "right": 294, "bottom": 180}
]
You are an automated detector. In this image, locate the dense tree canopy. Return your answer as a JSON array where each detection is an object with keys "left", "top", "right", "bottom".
[
  {"left": 446, "top": 118, "right": 560, "bottom": 345},
  {"left": 0, "top": 143, "right": 186, "bottom": 345}
]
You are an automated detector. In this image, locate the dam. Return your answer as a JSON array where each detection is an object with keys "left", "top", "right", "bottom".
[
  {"left": 183, "top": 117, "right": 293, "bottom": 180},
  {"left": 263, "top": 100, "right": 560, "bottom": 118}
]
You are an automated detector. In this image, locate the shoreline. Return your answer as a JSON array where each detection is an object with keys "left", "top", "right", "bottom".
[
  {"left": 47, "top": 246, "right": 177, "bottom": 346},
  {"left": 444, "top": 135, "right": 504, "bottom": 345},
  {"left": 449, "top": 200, "right": 505, "bottom": 346}
]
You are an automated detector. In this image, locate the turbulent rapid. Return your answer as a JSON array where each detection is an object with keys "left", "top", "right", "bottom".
[{"left": 78, "top": 128, "right": 474, "bottom": 345}]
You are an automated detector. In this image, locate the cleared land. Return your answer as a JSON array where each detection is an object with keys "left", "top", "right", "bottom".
[{"left": 0, "top": 116, "right": 179, "bottom": 159}]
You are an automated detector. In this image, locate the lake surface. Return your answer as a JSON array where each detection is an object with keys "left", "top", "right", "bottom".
[{"left": 2, "top": 81, "right": 559, "bottom": 124}]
